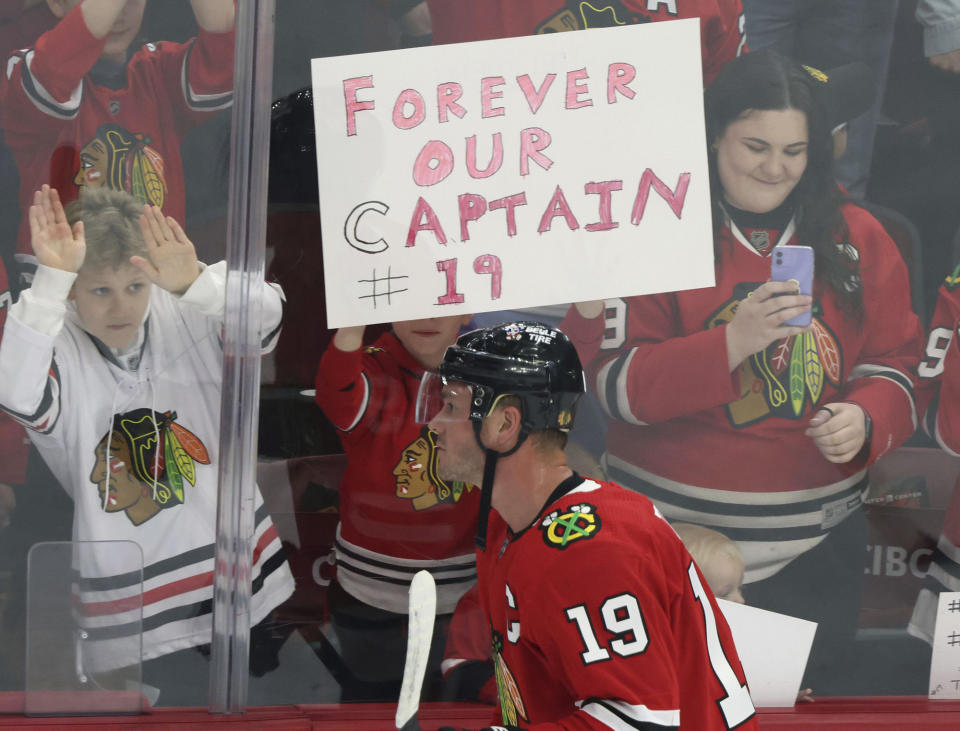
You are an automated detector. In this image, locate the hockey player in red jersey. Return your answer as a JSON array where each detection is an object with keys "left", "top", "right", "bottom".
[
  {"left": 419, "top": 321, "right": 757, "bottom": 730},
  {"left": 909, "top": 263, "right": 960, "bottom": 643},
  {"left": 425, "top": 0, "right": 746, "bottom": 86}
]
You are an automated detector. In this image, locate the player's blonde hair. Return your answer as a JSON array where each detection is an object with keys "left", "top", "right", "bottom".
[{"left": 65, "top": 187, "right": 147, "bottom": 271}]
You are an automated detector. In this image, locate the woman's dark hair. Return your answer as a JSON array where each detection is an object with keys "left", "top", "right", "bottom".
[{"left": 705, "top": 50, "right": 863, "bottom": 320}]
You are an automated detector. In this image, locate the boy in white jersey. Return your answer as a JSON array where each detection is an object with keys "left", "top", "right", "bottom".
[{"left": 0, "top": 185, "right": 294, "bottom": 704}]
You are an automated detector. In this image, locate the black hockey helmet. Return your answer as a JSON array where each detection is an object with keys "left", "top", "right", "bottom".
[
  {"left": 417, "top": 321, "right": 585, "bottom": 551},
  {"left": 432, "top": 321, "right": 585, "bottom": 437}
]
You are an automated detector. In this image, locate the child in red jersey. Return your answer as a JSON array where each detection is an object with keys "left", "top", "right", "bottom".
[
  {"left": 0, "top": 0, "right": 235, "bottom": 287},
  {"left": 315, "top": 315, "right": 480, "bottom": 700}
]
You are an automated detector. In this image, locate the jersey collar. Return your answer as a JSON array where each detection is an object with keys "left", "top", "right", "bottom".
[
  {"left": 510, "top": 471, "right": 584, "bottom": 542},
  {"left": 724, "top": 206, "right": 798, "bottom": 257}
]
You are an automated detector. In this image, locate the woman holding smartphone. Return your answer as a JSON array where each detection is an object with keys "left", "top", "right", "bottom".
[{"left": 563, "top": 50, "right": 922, "bottom": 692}]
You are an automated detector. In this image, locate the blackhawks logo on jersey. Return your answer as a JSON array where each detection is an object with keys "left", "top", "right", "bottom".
[
  {"left": 535, "top": 0, "right": 649, "bottom": 34},
  {"left": 707, "top": 282, "right": 844, "bottom": 428},
  {"left": 90, "top": 408, "right": 210, "bottom": 526},
  {"left": 492, "top": 630, "right": 528, "bottom": 726},
  {"left": 74, "top": 123, "right": 167, "bottom": 208},
  {"left": 393, "top": 426, "right": 474, "bottom": 511},
  {"left": 541, "top": 503, "right": 601, "bottom": 549}
]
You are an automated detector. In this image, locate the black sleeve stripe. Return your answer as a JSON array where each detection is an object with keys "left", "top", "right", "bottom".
[
  {"left": 260, "top": 286, "right": 285, "bottom": 350},
  {"left": 928, "top": 547, "right": 960, "bottom": 584},
  {"left": 866, "top": 369, "right": 914, "bottom": 395},
  {"left": 598, "top": 348, "right": 646, "bottom": 426},
  {"left": 18, "top": 50, "right": 82, "bottom": 119},
  {"left": 601, "top": 350, "right": 630, "bottom": 422},
  {"left": 579, "top": 697, "right": 679, "bottom": 730},
  {"left": 260, "top": 320, "right": 282, "bottom": 350},
  {"left": 181, "top": 40, "right": 233, "bottom": 112},
  {"left": 848, "top": 364, "right": 915, "bottom": 395}
]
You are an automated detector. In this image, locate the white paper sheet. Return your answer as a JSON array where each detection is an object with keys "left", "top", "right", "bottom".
[{"left": 717, "top": 598, "right": 817, "bottom": 707}]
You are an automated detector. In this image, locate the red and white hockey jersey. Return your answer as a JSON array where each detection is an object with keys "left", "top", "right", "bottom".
[
  {"left": 426, "top": 0, "right": 746, "bottom": 85},
  {"left": 909, "top": 264, "right": 960, "bottom": 643},
  {"left": 316, "top": 332, "right": 481, "bottom": 615},
  {"left": 476, "top": 474, "right": 756, "bottom": 730},
  {"left": 0, "top": 262, "right": 293, "bottom": 672},
  {"left": 562, "top": 204, "right": 922, "bottom": 583},
  {"left": 0, "top": 3, "right": 233, "bottom": 275}
]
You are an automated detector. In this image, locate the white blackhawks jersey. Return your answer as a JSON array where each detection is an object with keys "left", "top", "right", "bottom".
[{"left": 0, "top": 262, "right": 294, "bottom": 672}]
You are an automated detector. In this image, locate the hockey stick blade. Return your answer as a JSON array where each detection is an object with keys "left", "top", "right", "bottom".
[{"left": 395, "top": 570, "right": 437, "bottom": 731}]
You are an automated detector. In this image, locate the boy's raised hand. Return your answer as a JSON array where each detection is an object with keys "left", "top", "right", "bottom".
[
  {"left": 29, "top": 185, "right": 85, "bottom": 273},
  {"left": 133, "top": 206, "right": 200, "bottom": 296}
]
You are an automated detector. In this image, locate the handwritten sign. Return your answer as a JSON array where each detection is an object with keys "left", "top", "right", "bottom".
[
  {"left": 929, "top": 591, "right": 960, "bottom": 699},
  {"left": 311, "top": 19, "right": 714, "bottom": 328}
]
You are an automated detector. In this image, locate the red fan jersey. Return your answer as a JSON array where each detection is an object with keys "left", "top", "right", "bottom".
[
  {"left": 562, "top": 203, "right": 922, "bottom": 583},
  {"left": 0, "top": 3, "right": 233, "bottom": 276},
  {"left": 426, "top": 0, "right": 746, "bottom": 85},
  {"left": 909, "top": 264, "right": 960, "bottom": 643},
  {"left": 477, "top": 474, "right": 756, "bottom": 729},
  {"left": 316, "top": 331, "right": 481, "bottom": 615},
  {"left": 918, "top": 262, "right": 960, "bottom": 454}
]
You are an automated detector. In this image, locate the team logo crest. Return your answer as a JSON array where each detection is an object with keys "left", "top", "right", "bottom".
[
  {"left": 707, "top": 282, "right": 844, "bottom": 427},
  {"left": 393, "top": 426, "right": 474, "bottom": 511},
  {"left": 541, "top": 503, "right": 601, "bottom": 549},
  {"left": 748, "top": 229, "right": 772, "bottom": 252},
  {"left": 535, "top": 1, "right": 647, "bottom": 34},
  {"left": 492, "top": 631, "right": 528, "bottom": 726},
  {"left": 74, "top": 123, "right": 167, "bottom": 208},
  {"left": 90, "top": 408, "right": 210, "bottom": 526}
]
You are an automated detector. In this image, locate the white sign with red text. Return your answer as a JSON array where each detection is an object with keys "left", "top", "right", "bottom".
[{"left": 311, "top": 19, "right": 713, "bottom": 328}]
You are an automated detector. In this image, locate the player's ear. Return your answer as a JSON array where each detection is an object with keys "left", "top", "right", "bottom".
[{"left": 496, "top": 403, "right": 523, "bottom": 444}]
